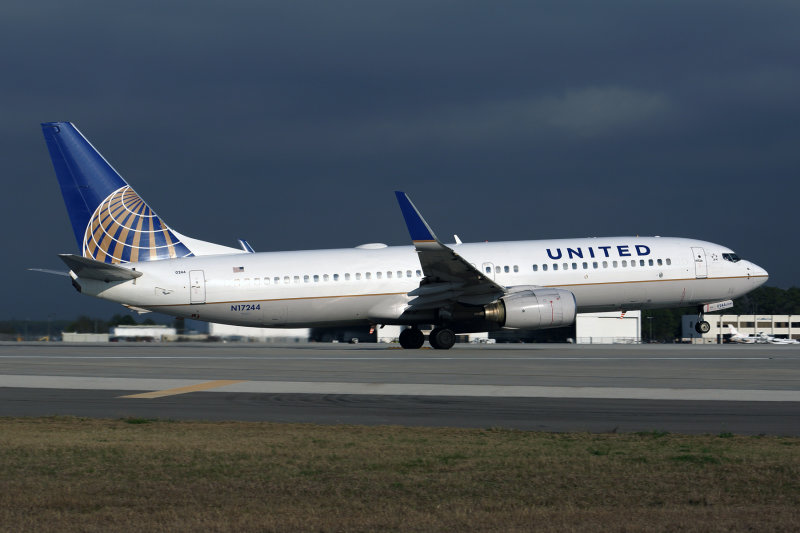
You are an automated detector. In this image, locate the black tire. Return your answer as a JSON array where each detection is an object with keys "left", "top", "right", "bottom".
[
  {"left": 695, "top": 320, "right": 711, "bottom": 334},
  {"left": 399, "top": 327, "right": 425, "bottom": 349},
  {"left": 429, "top": 328, "right": 456, "bottom": 350}
]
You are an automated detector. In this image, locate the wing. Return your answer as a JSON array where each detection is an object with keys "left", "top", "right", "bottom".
[{"left": 394, "top": 192, "right": 505, "bottom": 310}]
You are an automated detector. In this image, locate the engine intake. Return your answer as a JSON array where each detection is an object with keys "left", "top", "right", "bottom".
[{"left": 483, "top": 288, "right": 576, "bottom": 329}]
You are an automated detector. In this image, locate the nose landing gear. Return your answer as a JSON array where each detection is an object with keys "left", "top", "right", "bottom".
[{"left": 695, "top": 305, "right": 711, "bottom": 334}]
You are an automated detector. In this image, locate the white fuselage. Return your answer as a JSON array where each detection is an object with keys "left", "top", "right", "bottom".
[{"left": 78, "top": 236, "right": 768, "bottom": 328}]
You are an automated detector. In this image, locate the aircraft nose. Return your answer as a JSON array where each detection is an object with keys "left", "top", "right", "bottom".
[{"left": 748, "top": 262, "right": 769, "bottom": 285}]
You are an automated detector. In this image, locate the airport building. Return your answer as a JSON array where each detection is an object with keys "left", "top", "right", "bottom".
[
  {"left": 682, "top": 314, "right": 800, "bottom": 343},
  {"left": 112, "top": 325, "right": 177, "bottom": 342},
  {"left": 208, "top": 323, "right": 310, "bottom": 343},
  {"left": 575, "top": 311, "right": 642, "bottom": 344}
]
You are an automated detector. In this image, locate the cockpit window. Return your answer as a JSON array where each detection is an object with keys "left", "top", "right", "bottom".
[{"left": 722, "top": 253, "right": 741, "bottom": 263}]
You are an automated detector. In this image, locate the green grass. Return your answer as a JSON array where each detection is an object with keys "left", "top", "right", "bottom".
[{"left": 0, "top": 417, "right": 798, "bottom": 532}]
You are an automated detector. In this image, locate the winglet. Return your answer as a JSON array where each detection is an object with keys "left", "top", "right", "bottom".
[{"left": 394, "top": 191, "right": 438, "bottom": 242}]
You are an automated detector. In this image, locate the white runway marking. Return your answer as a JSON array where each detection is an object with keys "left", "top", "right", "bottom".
[
  {"left": 0, "top": 375, "right": 798, "bottom": 402},
  {"left": 0, "top": 355, "right": 775, "bottom": 361}
]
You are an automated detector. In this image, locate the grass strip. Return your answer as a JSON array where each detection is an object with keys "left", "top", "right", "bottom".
[{"left": 0, "top": 417, "right": 798, "bottom": 532}]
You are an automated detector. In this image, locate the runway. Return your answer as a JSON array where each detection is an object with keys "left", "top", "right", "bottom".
[{"left": 1, "top": 342, "right": 799, "bottom": 435}]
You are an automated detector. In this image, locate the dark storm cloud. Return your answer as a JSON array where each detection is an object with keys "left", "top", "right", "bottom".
[{"left": 1, "top": 1, "right": 799, "bottom": 318}]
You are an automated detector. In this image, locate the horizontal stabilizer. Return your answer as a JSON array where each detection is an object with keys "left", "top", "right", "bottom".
[
  {"left": 27, "top": 268, "right": 70, "bottom": 277},
  {"left": 59, "top": 254, "right": 143, "bottom": 282}
]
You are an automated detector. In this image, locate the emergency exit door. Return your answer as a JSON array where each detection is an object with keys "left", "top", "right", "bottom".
[{"left": 189, "top": 270, "right": 206, "bottom": 304}]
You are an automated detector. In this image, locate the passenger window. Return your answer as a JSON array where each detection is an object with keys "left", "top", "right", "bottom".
[
  {"left": 648, "top": 259, "right": 654, "bottom": 266},
  {"left": 582, "top": 262, "right": 588, "bottom": 269},
  {"left": 324, "top": 274, "right": 330, "bottom": 281},
  {"left": 513, "top": 265, "right": 519, "bottom": 273},
  {"left": 366, "top": 272, "right": 372, "bottom": 280},
  {"left": 486, "top": 266, "right": 491, "bottom": 274},
  {"left": 563, "top": 263, "right": 568, "bottom": 270},
  {"left": 283, "top": 276, "right": 290, "bottom": 284},
  {"left": 495, "top": 266, "right": 501, "bottom": 273},
  {"left": 666, "top": 258, "right": 672, "bottom": 265},
  {"left": 345, "top": 273, "right": 351, "bottom": 280},
  {"left": 504, "top": 266, "right": 509, "bottom": 273},
  {"left": 334, "top": 274, "right": 339, "bottom": 281},
  {"left": 640, "top": 260, "right": 645, "bottom": 266},
  {"left": 532, "top": 265, "right": 538, "bottom": 272},
  {"left": 293, "top": 276, "right": 300, "bottom": 283},
  {"left": 416, "top": 270, "right": 422, "bottom": 277},
  {"left": 397, "top": 271, "right": 402, "bottom": 278},
  {"left": 303, "top": 275, "right": 309, "bottom": 283},
  {"left": 387, "top": 271, "right": 393, "bottom": 279},
  {"left": 356, "top": 273, "right": 362, "bottom": 280},
  {"left": 553, "top": 264, "right": 559, "bottom": 271},
  {"left": 602, "top": 261, "right": 608, "bottom": 268},
  {"left": 376, "top": 272, "right": 382, "bottom": 279},
  {"left": 622, "top": 260, "right": 627, "bottom": 267},
  {"left": 572, "top": 263, "right": 577, "bottom": 270},
  {"left": 593, "top": 262, "right": 598, "bottom": 269},
  {"left": 274, "top": 277, "right": 280, "bottom": 284},
  {"left": 542, "top": 264, "right": 548, "bottom": 271},
  {"left": 314, "top": 274, "right": 320, "bottom": 282},
  {"left": 407, "top": 270, "right": 412, "bottom": 277},
  {"left": 612, "top": 261, "right": 618, "bottom": 268}
]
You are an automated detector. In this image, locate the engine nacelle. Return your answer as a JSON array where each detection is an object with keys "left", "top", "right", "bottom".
[{"left": 483, "top": 288, "right": 577, "bottom": 330}]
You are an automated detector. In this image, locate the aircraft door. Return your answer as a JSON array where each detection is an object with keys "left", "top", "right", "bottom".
[
  {"left": 189, "top": 270, "right": 206, "bottom": 304},
  {"left": 691, "top": 247, "right": 707, "bottom": 279},
  {"left": 482, "top": 262, "right": 495, "bottom": 280}
]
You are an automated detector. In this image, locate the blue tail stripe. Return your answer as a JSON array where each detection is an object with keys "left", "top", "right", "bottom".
[{"left": 42, "top": 123, "right": 127, "bottom": 250}]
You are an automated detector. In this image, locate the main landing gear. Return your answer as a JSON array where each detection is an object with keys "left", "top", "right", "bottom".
[
  {"left": 398, "top": 327, "right": 457, "bottom": 350},
  {"left": 429, "top": 327, "right": 456, "bottom": 350},
  {"left": 399, "top": 327, "right": 425, "bottom": 349}
]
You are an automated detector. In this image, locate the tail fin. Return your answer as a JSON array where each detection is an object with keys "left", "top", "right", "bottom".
[{"left": 42, "top": 122, "right": 238, "bottom": 263}]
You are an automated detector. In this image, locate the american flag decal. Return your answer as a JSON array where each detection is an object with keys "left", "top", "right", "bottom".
[{"left": 233, "top": 266, "right": 244, "bottom": 273}]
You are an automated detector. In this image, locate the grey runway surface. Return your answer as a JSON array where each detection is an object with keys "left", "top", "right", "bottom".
[{"left": 1, "top": 342, "right": 799, "bottom": 435}]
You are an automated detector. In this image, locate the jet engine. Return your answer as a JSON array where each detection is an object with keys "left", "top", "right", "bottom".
[{"left": 482, "top": 288, "right": 576, "bottom": 329}]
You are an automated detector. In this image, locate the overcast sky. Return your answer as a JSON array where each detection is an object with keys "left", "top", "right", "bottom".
[{"left": 2, "top": 1, "right": 798, "bottom": 320}]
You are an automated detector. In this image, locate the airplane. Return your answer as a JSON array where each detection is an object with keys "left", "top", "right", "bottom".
[
  {"left": 763, "top": 334, "right": 800, "bottom": 345},
  {"left": 39, "top": 122, "right": 770, "bottom": 350},
  {"left": 727, "top": 325, "right": 760, "bottom": 343},
  {"left": 727, "top": 325, "right": 799, "bottom": 344}
]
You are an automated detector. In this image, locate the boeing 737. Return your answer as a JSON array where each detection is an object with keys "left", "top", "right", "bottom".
[{"left": 40, "top": 122, "right": 769, "bottom": 349}]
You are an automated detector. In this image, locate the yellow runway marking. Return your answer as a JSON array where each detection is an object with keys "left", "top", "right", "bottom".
[{"left": 121, "top": 380, "right": 246, "bottom": 399}]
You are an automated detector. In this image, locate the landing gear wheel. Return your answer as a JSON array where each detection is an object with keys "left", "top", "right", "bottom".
[
  {"left": 695, "top": 321, "right": 711, "bottom": 334},
  {"left": 429, "top": 328, "right": 456, "bottom": 350},
  {"left": 399, "top": 327, "right": 425, "bottom": 349}
]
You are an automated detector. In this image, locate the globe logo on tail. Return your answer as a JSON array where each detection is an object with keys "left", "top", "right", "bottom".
[{"left": 83, "top": 186, "right": 193, "bottom": 263}]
